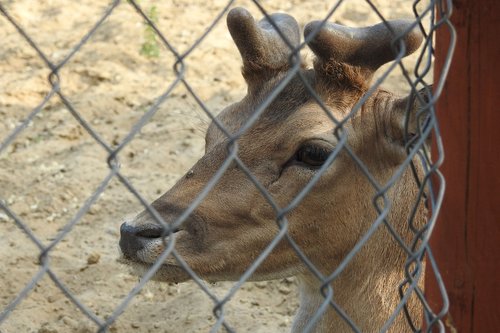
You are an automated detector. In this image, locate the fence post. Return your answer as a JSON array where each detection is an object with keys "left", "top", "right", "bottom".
[{"left": 427, "top": 0, "right": 500, "bottom": 331}]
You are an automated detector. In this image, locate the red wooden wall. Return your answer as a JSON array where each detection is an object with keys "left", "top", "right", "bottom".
[{"left": 427, "top": 0, "right": 500, "bottom": 331}]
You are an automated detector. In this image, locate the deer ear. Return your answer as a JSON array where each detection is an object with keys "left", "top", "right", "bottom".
[
  {"left": 389, "top": 85, "right": 434, "bottom": 148},
  {"left": 227, "top": 8, "right": 301, "bottom": 85}
]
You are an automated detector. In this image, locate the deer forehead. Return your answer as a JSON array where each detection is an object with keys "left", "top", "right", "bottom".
[
  {"left": 265, "top": 103, "right": 339, "bottom": 143},
  {"left": 206, "top": 102, "right": 340, "bottom": 154}
]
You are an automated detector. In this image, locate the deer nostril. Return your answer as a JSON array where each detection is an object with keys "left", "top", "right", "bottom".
[
  {"left": 121, "top": 223, "right": 178, "bottom": 239},
  {"left": 136, "top": 226, "right": 164, "bottom": 239}
]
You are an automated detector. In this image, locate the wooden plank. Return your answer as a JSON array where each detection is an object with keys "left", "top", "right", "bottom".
[{"left": 427, "top": 0, "right": 500, "bottom": 331}]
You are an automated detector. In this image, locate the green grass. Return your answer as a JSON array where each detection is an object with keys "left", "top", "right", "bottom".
[{"left": 140, "top": 5, "right": 161, "bottom": 58}]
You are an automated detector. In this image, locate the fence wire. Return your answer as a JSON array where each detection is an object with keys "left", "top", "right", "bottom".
[{"left": 0, "top": 0, "right": 454, "bottom": 332}]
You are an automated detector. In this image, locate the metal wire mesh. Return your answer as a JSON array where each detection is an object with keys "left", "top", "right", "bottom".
[{"left": 0, "top": 0, "right": 454, "bottom": 332}]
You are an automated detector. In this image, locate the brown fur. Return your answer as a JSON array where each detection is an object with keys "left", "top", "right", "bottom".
[{"left": 119, "top": 9, "right": 428, "bottom": 333}]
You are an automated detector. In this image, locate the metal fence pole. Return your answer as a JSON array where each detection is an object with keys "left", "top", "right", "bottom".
[{"left": 427, "top": 0, "right": 500, "bottom": 331}]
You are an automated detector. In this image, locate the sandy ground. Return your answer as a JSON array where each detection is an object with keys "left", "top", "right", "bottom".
[{"left": 0, "top": 1, "right": 432, "bottom": 332}]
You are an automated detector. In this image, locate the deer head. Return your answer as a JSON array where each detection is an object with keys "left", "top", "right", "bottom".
[{"left": 120, "top": 8, "right": 429, "bottom": 332}]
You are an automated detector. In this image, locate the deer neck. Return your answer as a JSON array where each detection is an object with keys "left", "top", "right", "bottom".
[{"left": 292, "top": 252, "right": 418, "bottom": 332}]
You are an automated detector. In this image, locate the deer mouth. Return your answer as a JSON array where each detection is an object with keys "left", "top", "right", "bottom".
[{"left": 120, "top": 259, "right": 192, "bottom": 283}]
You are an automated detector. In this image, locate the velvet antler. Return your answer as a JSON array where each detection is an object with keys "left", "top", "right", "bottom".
[
  {"left": 305, "top": 20, "right": 423, "bottom": 88},
  {"left": 227, "top": 7, "right": 301, "bottom": 84}
]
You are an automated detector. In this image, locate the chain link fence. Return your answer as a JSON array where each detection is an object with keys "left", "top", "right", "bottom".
[{"left": 1, "top": 0, "right": 454, "bottom": 332}]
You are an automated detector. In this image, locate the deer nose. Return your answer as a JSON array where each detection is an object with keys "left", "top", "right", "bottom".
[{"left": 119, "top": 223, "right": 163, "bottom": 258}]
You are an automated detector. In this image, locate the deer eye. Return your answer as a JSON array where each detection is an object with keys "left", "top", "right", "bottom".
[{"left": 295, "top": 144, "right": 330, "bottom": 168}]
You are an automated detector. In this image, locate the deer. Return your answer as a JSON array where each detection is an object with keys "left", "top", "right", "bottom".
[{"left": 119, "top": 7, "right": 431, "bottom": 333}]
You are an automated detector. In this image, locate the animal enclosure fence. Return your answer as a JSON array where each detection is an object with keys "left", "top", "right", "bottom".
[{"left": 0, "top": 1, "right": 454, "bottom": 332}]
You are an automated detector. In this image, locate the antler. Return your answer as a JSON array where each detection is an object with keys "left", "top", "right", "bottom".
[
  {"left": 305, "top": 20, "right": 423, "bottom": 85},
  {"left": 227, "top": 7, "right": 301, "bottom": 83}
]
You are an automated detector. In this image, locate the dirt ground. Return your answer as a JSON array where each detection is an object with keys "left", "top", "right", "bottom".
[{"left": 0, "top": 1, "right": 432, "bottom": 332}]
